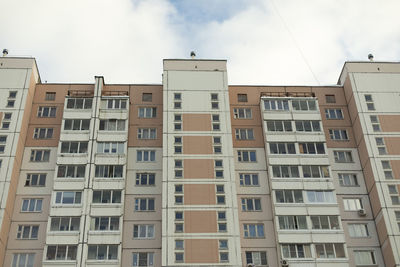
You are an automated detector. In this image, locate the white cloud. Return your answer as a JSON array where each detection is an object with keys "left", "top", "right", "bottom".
[{"left": 0, "top": 0, "right": 399, "bottom": 85}]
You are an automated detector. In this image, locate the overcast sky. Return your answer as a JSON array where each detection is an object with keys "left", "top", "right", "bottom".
[{"left": 1, "top": 0, "right": 399, "bottom": 85}]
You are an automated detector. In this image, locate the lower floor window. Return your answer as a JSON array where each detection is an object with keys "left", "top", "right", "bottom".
[
  {"left": 88, "top": 245, "right": 118, "bottom": 260},
  {"left": 46, "top": 245, "right": 77, "bottom": 260},
  {"left": 12, "top": 253, "right": 34, "bottom": 267},
  {"left": 281, "top": 244, "right": 311, "bottom": 258},
  {"left": 245, "top": 251, "right": 267, "bottom": 265},
  {"left": 315, "top": 243, "right": 345, "bottom": 258},
  {"left": 354, "top": 251, "right": 376, "bottom": 265},
  {"left": 133, "top": 252, "right": 154, "bottom": 266}
]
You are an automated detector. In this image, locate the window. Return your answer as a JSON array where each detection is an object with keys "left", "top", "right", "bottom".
[
  {"left": 50, "top": 217, "right": 80, "bottom": 231},
  {"left": 99, "top": 119, "right": 125, "bottom": 131},
  {"left": 95, "top": 165, "right": 123, "bottom": 178},
  {"left": 292, "top": 99, "right": 317, "bottom": 111},
  {"left": 241, "top": 198, "right": 261, "bottom": 211},
  {"left": 233, "top": 108, "right": 252, "bottom": 119},
  {"left": 246, "top": 251, "right": 267, "bottom": 266},
  {"left": 55, "top": 191, "right": 82, "bottom": 204},
  {"left": 175, "top": 252, "right": 184, "bottom": 263},
  {"left": 134, "top": 224, "right": 154, "bottom": 239},
  {"left": 133, "top": 252, "right": 154, "bottom": 266},
  {"left": 37, "top": 106, "right": 57, "bottom": 117},
  {"left": 376, "top": 137, "right": 387, "bottom": 155},
  {"left": 21, "top": 199, "right": 42, "bottom": 212},
  {"left": 218, "top": 211, "right": 226, "bottom": 221},
  {"left": 142, "top": 93, "right": 152, "bottom": 102},
  {"left": 175, "top": 159, "right": 183, "bottom": 178},
  {"left": 343, "top": 198, "right": 363, "bottom": 211},
  {"left": 174, "top": 93, "right": 182, "bottom": 109},
  {"left": 219, "top": 240, "right": 228, "bottom": 250},
  {"left": 382, "top": 161, "right": 393, "bottom": 179},
  {"left": 315, "top": 243, "right": 345, "bottom": 258},
  {"left": 45, "top": 92, "right": 56, "bottom": 101},
  {"left": 325, "top": 94, "right": 336, "bottom": 103},
  {"left": 278, "top": 216, "right": 307, "bottom": 230},
  {"left": 135, "top": 198, "right": 155, "bottom": 211},
  {"left": 4, "top": 112, "right": 12, "bottom": 120},
  {"left": 30, "top": 150, "right": 50, "bottom": 162},
  {"left": 388, "top": 185, "right": 400, "bottom": 205},
  {"left": 175, "top": 210, "right": 183, "bottom": 221},
  {"left": 215, "top": 159, "right": 223, "bottom": 178},
  {"left": 0, "top": 137, "right": 5, "bottom": 152},
  {"left": 295, "top": 120, "right": 321, "bottom": 132},
  {"left": 46, "top": 245, "right": 77, "bottom": 260},
  {"left": 66, "top": 98, "right": 92, "bottom": 109},
  {"left": 219, "top": 252, "right": 229, "bottom": 262},
  {"left": 17, "top": 225, "right": 39, "bottom": 239},
  {"left": 25, "top": 173, "right": 46, "bottom": 187},
  {"left": 137, "top": 150, "right": 155, "bottom": 162},
  {"left": 212, "top": 114, "right": 220, "bottom": 131},
  {"left": 97, "top": 142, "right": 124, "bottom": 154},
  {"left": 349, "top": 224, "right": 369, "bottom": 237},
  {"left": 239, "top": 173, "right": 259, "bottom": 186},
  {"left": 91, "top": 217, "right": 119, "bottom": 231},
  {"left": 216, "top": 185, "right": 225, "bottom": 205},
  {"left": 238, "top": 93, "right": 248, "bottom": 102},
  {"left": 338, "top": 173, "right": 358, "bottom": 186},
  {"left": 275, "top": 190, "right": 303, "bottom": 203},
  {"left": 325, "top": 109, "right": 343, "bottom": 119},
  {"left": 7, "top": 100, "right": 15, "bottom": 107},
  {"left": 266, "top": 120, "right": 292, "bottom": 132},
  {"left": 12, "top": 253, "right": 35, "bottom": 267},
  {"left": 33, "top": 128, "right": 53, "bottom": 139},
  {"left": 88, "top": 245, "right": 118, "bottom": 260},
  {"left": 365, "top": 94, "right": 375, "bottom": 110},
  {"left": 263, "top": 99, "right": 289, "bottom": 111},
  {"left": 354, "top": 251, "right": 376, "bottom": 265},
  {"left": 57, "top": 165, "right": 85, "bottom": 178},
  {"left": 370, "top": 115, "right": 381, "bottom": 132},
  {"left": 306, "top": 191, "right": 335, "bottom": 203},
  {"left": 235, "top": 128, "right": 254, "bottom": 140},
  {"left": 138, "top": 107, "right": 157, "bottom": 118},
  {"left": 395, "top": 211, "right": 400, "bottom": 231},
  {"left": 136, "top": 173, "right": 155, "bottom": 186},
  {"left": 281, "top": 244, "right": 311, "bottom": 258},
  {"left": 60, "top": 141, "right": 88, "bottom": 154},
  {"left": 302, "top": 165, "right": 330, "bottom": 178},
  {"left": 213, "top": 136, "right": 222, "bottom": 153},
  {"left": 64, "top": 119, "right": 90, "bottom": 130},
  {"left": 93, "top": 190, "right": 122, "bottom": 204},
  {"left": 243, "top": 224, "right": 264, "bottom": 238},
  {"left": 2, "top": 122, "right": 10, "bottom": 129},
  {"left": 269, "top": 142, "right": 296, "bottom": 154},
  {"left": 103, "top": 98, "right": 127, "bottom": 109},
  {"left": 175, "top": 240, "right": 184, "bottom": 250},
  {"left": 8, "top": 91, "right": 17, "bottom": 98},
  {"left": 138, "top": 128, "right": 156, "bottom": 139},
  {"left": 334, "top": 151, "right": 353, "bottom": 163},
  {"left": 329, "top": 129, "right": 349, "bottom": 141},
  {"left": 311, "top": 216, "right": 340, "bottom": 230},
  {"left": 272, "top": 165, "right": 300, "bottom": 178},
  {"left": 237, "top": 150, "right": 256, "bottom": 162},
  {"left": 175, "top": 223, "right": 183, "bottom": 233},
  {"left": 218, "top": 222, "right": 227, "bottom": 232},
  {"left": 211, "top": 93, "right": 219, "bottom": 109},
  {"left": 299, "top": 142, "right": 325, "bottom": 154}
]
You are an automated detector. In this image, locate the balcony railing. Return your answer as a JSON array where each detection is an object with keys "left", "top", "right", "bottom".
[
  {"left": 260, "top": 92, "right": 315, "bottom": 98},
  {"left": 102, "top": 91, "right": 129, "bottom": 96},
  {"left": 67, "top": 90, "right": 94, "bottom": 97}
]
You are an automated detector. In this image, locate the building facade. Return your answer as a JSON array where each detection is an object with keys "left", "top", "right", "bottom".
[{"left": 0, "top": 56, "right": 399, "bottom": 267}]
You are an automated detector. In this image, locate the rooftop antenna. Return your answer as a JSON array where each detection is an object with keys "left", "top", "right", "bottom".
[
  {"left": 368, "top": 54, "right": 374, "bottom": 61},
  {"left": 2, "top": 49, "right": 8, "bottom": 57},
  {"left": 190, "top": 51, "right": 196, "bottom": 59}
]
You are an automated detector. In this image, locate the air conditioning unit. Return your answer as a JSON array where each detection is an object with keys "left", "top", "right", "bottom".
[
  {"left": 281, "top": 259, "right": 289, "bottom": 267},
  {"left": 358, "top": 209, "right": 367, "bottom": 216},
  {"left": 247, "top": 264, "right": 255, "bottom": 267}
]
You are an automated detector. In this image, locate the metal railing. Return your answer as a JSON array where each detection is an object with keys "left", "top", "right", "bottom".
[
  {"left": 102, "top": 91, "right": 129, "bottom": 96},
  {"left": 260, "top": 91, "right": 315, "bottom": 98},
  {"left": 67, "top": 90, "right": 94, "bottom": 97}
]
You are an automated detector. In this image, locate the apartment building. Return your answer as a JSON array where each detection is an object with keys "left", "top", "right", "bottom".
[{"left": 0, "top": 55, "right": 399, "bottom": 267}]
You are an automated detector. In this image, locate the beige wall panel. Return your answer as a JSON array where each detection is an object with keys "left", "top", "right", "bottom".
[
  {"left": 369, "top": 185, "right": 382, "bottom": 217},
  {"left": 182, "top": 136, "right": 212, "bottom": 155},
  {"left": 102, "top": 84, "right": 129, "bottom": 95},
  {"left": 312, "top": 87, "right": 347, "bottom": 105},
  {"left": 184, "top": 184, "right": 215, "bottom": 205},
  {"left": 230, "top": 106, "right": 262, "bottom": 127},
  {"left": 346, "top": 92, "right": 359, "bottom": 124},
  {"left": 182, "top": 114, "right": 211, "bottom": 131},
  {"left": 382, "top": 240, "right": 396, "bottom": 267},
  {"left": 240, "top": 221, "right": 276, "bottom": 247},
  {"left": 320, "top": 106, "right": 352, "bottom": 128},
  {"left": 25, "top": 125, "right": 60, "bottom": 147},
  {"left": 121, "top": 249, "right": 161, "bottom": 267},
  {"left": 128, "top": 125, "right": 163, "bottom": 147},
  {"left": 34, "top": 84, "right": 84, "bottom": 103},
  {"left": 391, "top": 160, "right": 400, "bottom": 179},
  {"left": 12, "top": 195, "right": 50, "bottom": 221},
  {"left": 385, "top": 137, "right": 400, "bottom": 155},
  {"left": 3, "top": 250, "right": 43, "bottom": 267},
  {"left": 183, "top": 159, "right": 214, "bottom": 179},
  {"left": 232, "top": 126, "right": 265, "bottom": 148},
  {"left": 352, "top": 116, "right": 364, "bottom": 146},
  {"left": 358, "top": 137, "right": 370, "bottom": 167},
  {"left": 184, "top": 211, "right": 217, "bottom": 233},
  {"left": 376, "top": 214, "right": 388, "bottom": 245},
  {"left": 343, "top": 75, "right": 354, "bottom": 102},
  {"left": 29, "top": 103, "right": 64, "bottom": 126},
  {"left": 379, "top": 115, "right": 400, "bottom": 132},
  {"left": 185, "top": 239, "right": 218, "bottom": 263},
  {"left": 324, "top": 126, "right": 356, "bottom": 148},
  {"left": 363, "top": 160, "right": 376, "bottom": 192},
  {"left": 6, "top": 221, "right": 47, "bottom": 250},
  {"left": 129, "top": 85, "right": 163, "bottom": 105}
]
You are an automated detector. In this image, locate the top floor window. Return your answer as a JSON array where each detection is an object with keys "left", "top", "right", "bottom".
[
  {"left": 45, "top": 92, "right": 56, "bottom": 101},
  {"left": 264, "top": 99, "right": 289, "bottom": 111},
  {"left": 238, "top": 94, "right": 248, "bottom": 102},
  {"left": 142, "top": 93, "right": 152, "bottom": 102},
  {"left": 9, "top": 91, "right": 17, "bottom": 98},
  {"left": 292, "top": 99, "right": 317, "bottom": 111},
  {"left": 66, "top": 98, "right": 92, "bottom": 109},
  {"left": 325, "top": 95, "right": 336, "bottom": 103},
  {"left": 102, "top": 99, "right": 127, "bottom": 109}
]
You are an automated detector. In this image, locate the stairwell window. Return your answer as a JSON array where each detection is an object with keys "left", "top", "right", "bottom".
[
  {"left": 343, "top": 198, "right": 363, "bottom": 211},
  {"left": 133, "top": 252, "right": 154, "bottom": 266},
  {"left": 136, "top": 173, "right": 155, "bottom": 186},
  {"left": 338, "top": 173, "right": 358, "bottom": 186},
  {"left": 349, "top": 224, "right": 369, "bottom": 237},
  {"left": 133, "top": 224, "right": 154, "bottom": 239},
  {"left": 30, "top": 150, "right": 50, "bottom": 162},
  {"left": 241, "top": 198, "right": 261, "bottom": 211},
  {"left": 33, "top": 128, "right": 53, "bottom": 139},
  {"left": 12, "top": 253, "right": 34, "bottom": 267},
  {"left": 325, "top": 109, "right": 343, "bottom": 120},
  {"left": 134, "top": 198, "right": 155, "bottom": 211},
  {"left": 21, "top": 199, "right": 42, "bottom": 212},
  {"left": 235, "top": 128, "right": 254, "bottom": 140},
  {"left": 138, "top": 107, "right": 157, "bottom": 118},
  {"left": 245, "top": 251, "right": 268, "bottom": 266},
  {"left": 137, "top": 150, "right": 155, "bottom": 162},
  {"left": 237, "top": 150, "right": 256, "bottom": 162},
  {"left": 243, "top": 224, "right": 264, "bottom": 238},
  {"left": 137, "top": 128, "right": 156, "bottom": 139},
  {"left": 329, "top": 129, "right": 348, "bottom": 141},
  {"left": 334, "top": 151, "right": 353, "bottom": 163},
  {"left": 37, "top": 106, "right": 56, "bottom": 117},
  {"left": 354, "top": 251, "right": 376, "bottom": 265},
  {"left": 233, "top": 108, "right": 252, "bottom": 119},
  {"left": 239, "top": 173, "right": 259, "bottom": 186},
  {"left": 25, "top": 173, "right": 46, "bottom": 187},
  {"left": 17, "top": 225, "right": 39, "bottom": 239}
]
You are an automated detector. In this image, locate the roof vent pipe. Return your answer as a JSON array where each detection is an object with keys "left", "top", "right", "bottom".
[
  {"left": 2, "top": 49, "right": 8, "bottom": 57},
  {"left": 368, "top": 54, "right": 374, "bottom": 61},
  {"left": 190, "top": 51, "right": 196, "bottom": 59}
]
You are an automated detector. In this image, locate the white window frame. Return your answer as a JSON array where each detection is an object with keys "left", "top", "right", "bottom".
[
  {"left": 349, "top": 223, "right": 369, "bottom": 237},
  {"left": 272, "top": 165, "right": 300, "bottom": 178},
  {"left": 237, "top": 150, "right": 256, "bottom": 162},
  {"left": 138, "top": 107, "right": 157, "bottom": 118},
  {"left": 88, "top": 244, "right": 118, "bottom": 260},
  {"left": 292, "top": 99, "right": 317, "bottom": 111},
  {"left": 133, "top": 224, "right": 155, "bottom": 239},
  {"left": 263, "top": 99, "right": 289, "bottom": 111},
  {"left": 37, "top": 106, "right": 57, "bottom": 117},
  {"left": 325, "top": 108, "right": 343, "bottom": 119},
  {"left": 329, "top": 129, "right": 349, "bottom": 141},
  {"left": 137, "top": 150, "right": 156, "bottom": 162},
  {"left": 239, "top": 173, "right": 259, "bottom": 186},
  {"left": 137, "top": 128, "right": 156, "bottom": 139},
  {"left": 66, "top": 98, "right": 92, "bottom": 109},
  {"left": 241, "top": 198, "right": 261, "bottom": 211},
  {"left": 134, "top": 198, "right": 155, "bottom": 211},
  {"left": 21, "top": 198, "right": 42, "bottom": 212},
  {"left": 334, "top": 151, "right": 353, "bottom": 163},
  {"left": 302, "top": 165, "right": 330, "bottom": 178},
  {"left": 55, "top": 191, "right": 82, "bottom": 205},
  {"left": 338, "top": 173, "right": 358, "bottom": 186},
  {"left": 25, "top": 173, "right": 46, "bottom": 187},
  {"left": 64, "top": 119, "right": 90, "bottom": 131},
  {"left": 295, "top": 120, "right": 321, "bottom": 132},
  {"left": 343, "top": 198, "right": 363, "bottom": 211},
  {"left": 243, "top": 223, "right": 265, "bottom": 238},
  {"left": 235, "top": 128, "right": 254, "bottom": 140},
  {"left": 30, "top": 150, "right": 50, "bottom": 162},
  {"left": 33, "top": 128, "right": 53, "bottom": 139},
  {"left": 17, "top": 225, "right": 39, "bottom": 239},
  {"left": 132, "top": 252, "right": 154, "bottom": 266},
  {"left": 57, "top": 165, "right": 86, "bottom": 178},
  {"left": 12, "top": 253, "right": 35, "bottom": 267},
  {"left": 233, "top": 108, "right": 252, "bottom": 119}
]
